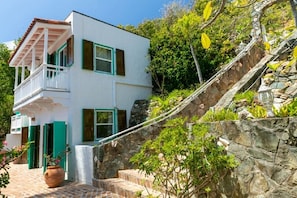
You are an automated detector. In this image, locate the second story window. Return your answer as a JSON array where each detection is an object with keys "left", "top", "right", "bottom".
[
  {"left": 82, "top": 39, "right": 125, "bottom": 76},
  {"left": 95, "top": 45, "right": 113, "bottom": 73},
  {"left": 58, "top": 45, "right": 67, "bottom": 66}
]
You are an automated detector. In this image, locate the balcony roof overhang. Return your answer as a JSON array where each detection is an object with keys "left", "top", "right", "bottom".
[{"left": 9, "top": 18, "right": 71, "bottom": 67}]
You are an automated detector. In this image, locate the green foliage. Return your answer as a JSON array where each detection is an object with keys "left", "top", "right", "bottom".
[
  {"left": 248, "top": 105, "right": 267, "bottom": 118},
  {"left": 274, "top": 98, "right": 297, "bottom": 117},
  {"left": 201, "top": 108, "right": 239, "bottom": 122},
  {"left": 0, "top": 44, "right": 15, "bottom": 139},
  {"left": 267, "top": 61, "right": 283, "bottom": 72},
  {"left": 130, "top": 117, "right": 238, "bottom": 197},
  {"left": 234, "top": 90, "right": 256, "bottom": 105},
  {"left": 148, "top": 89, "right": 194, "bottom": 119},
  {"left": 121, "top": 0, "right": 293, "bottom": 94},
  {"left": 261, "top": 2, "right": 294, "bottom": 48},
  {"left": 0, "top": 141, "right": 31, "bottom": 196}
]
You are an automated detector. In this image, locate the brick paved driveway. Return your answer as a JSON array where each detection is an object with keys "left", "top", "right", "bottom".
[{"left": 1, "top": 164, "right": 119, "bottom": 198}]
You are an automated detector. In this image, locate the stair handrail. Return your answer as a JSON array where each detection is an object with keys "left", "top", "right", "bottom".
[{"left": 97, "top": 38, "right": 260, "bottom": 145}]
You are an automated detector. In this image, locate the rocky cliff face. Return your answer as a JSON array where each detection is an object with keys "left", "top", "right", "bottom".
[{"left": 208, "top": 118, "right": 297, "bottom": 198}]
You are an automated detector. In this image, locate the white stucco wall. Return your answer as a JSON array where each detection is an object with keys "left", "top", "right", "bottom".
[
  {"left": 65, "top": 12, "right": 152, "bottom": 183},
  {"left": 5, "top": 134, "right": 21, "bottom": 149},
  {"left": 66, "top": 11, "right": 152, "bottom": 146}
]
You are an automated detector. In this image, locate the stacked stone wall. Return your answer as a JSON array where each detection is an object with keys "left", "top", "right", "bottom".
[{"left": 208, "top": 118, "right": 297, "bottom": 198}]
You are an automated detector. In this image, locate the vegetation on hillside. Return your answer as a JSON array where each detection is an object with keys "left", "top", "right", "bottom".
[
  {"left": 131, "top": 117, "right": 238, "bottom": 197},
  {"left": 122, "top": 0, "right": 293, "bottom": 94},
  {"left": 0, "top": 44, "right": 14, "bottom": 139}
]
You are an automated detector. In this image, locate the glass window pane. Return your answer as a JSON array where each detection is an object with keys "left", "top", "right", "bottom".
[
  {"left": 96, "top": 112, "right": 113, "bottom": 123},
  {"left": 96, "top": 125, "right": 113, "bottom": 138},
  {"left": 96, "top": 47, "right": 111, "bottom": 60},
  {"left": 96, "top": 59, "right": 111, "bottom": 73}
]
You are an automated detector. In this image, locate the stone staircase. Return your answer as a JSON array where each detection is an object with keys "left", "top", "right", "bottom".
[{"left": 94, "top": 169, "right": 164, "bottom": 198}]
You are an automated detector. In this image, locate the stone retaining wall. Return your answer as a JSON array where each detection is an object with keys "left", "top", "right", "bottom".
[
  {"left": 94, "top": 117, "right": 297, "bottom": 197},
  {"left": 208, "top": 117, "right": 297, "bottom": 198}
]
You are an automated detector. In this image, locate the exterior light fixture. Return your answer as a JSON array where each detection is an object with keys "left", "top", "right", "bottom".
[{"left": 258, "top": 82, "right": 274, "bottom": 117}]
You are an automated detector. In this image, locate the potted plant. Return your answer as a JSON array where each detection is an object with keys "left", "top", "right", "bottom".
[{"left": 43, "top": 145, "right": 70, "bottom": 188}]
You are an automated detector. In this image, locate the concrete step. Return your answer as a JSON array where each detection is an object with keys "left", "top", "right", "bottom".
[
  {"left": 118, "top": 169, "right": 155, "bottom": 190},
  {"left": 95, "top": 177, "right": 163, "bottom": 198}
]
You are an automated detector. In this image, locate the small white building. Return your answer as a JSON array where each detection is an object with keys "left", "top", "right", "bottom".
[{"left": 8, "top": 11, "right": 152, "bottom": 183}]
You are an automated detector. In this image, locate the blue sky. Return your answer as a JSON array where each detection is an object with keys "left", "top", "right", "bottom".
[{"left": 0, "top": 0, "right": 188, "bottom": 43}]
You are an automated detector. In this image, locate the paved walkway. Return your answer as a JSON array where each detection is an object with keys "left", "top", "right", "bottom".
[{"left": 1, "top": 164, "right": 119, "bottom": 198}]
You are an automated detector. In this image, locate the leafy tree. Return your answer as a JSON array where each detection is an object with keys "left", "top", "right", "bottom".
[
  {"left": 122, "top": 0, "right": 293, "bottom": 95},
  {"left": 0, "top": 44, "right": 14, "bottom": 139},
  {"left": 131, "top": 117, "right": 238, "bottom": 197}
]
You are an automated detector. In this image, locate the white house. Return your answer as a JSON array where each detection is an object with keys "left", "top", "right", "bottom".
[{"left": 8, "top": 11, "right": 152, "bottom": 183}]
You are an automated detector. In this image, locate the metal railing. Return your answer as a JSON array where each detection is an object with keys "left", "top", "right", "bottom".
[{"left": 97, "top": 39, "right": 261, "bottom": 145}]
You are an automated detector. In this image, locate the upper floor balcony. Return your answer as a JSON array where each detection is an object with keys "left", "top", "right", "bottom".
[
  {"left": 8, "top": 18, "right": 73, "bottom": 114},
  {"left": 14, "top": 64, "right": 70, "bottom": 109}
]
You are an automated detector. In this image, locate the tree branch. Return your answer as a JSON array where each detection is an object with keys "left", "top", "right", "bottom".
[{"left": 200, "top": 0, "right": 227, "bottom": 30}]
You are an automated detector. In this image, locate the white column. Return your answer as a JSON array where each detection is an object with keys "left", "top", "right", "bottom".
[
  {"left": 43, "top": 28, "right": 48, "bottom": 64},
  {"left": 31, "top": 47, "right": 36, "bottom": 74},
  {"left": 14, "top": 66, "right": 19, "bottom": 89},
  {"left": 21, "top": 61, "right": 25, "bottom": 82}
]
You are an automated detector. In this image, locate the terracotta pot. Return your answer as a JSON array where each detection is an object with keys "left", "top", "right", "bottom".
[{"left": 44, "top": 166, "right": 65, "bottom": 188}]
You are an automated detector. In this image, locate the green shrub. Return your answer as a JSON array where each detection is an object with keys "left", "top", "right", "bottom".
[
  {"left": 130, "top": 117, "right": 238, "bottom": 197},
  {"left": 148, "top": 89, "right": 193, "bottom": 119},
  {"left": 201, "top": 108, "right": 238, "bottom": 122},
  {"left": 274, "top": 98, "right": 297, "bottom": 117},
  {"left": 234, "top": 90, "right": 256, "bottom": 105},
  {"left": 248, "top": 105, "right": 267, "bottom": 118}
]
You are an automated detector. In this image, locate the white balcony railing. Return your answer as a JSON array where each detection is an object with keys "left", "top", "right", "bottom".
[
  {"left": 10, "top": 114, "right": 29, "bottom": 134},
  {"left": 14, "top": 64, "right": 70, "bottom": 105}
]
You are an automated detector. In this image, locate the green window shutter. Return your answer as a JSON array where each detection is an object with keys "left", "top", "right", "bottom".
[
  {"left": 117, "top": 110, "right": 127, "bottom": 132},
  {"left": 43, "top": 124, "right": 49, "bottom": 173},
  {"left": 28, "top": 126, "right": 36, "bottom": 169},
  {"left": 116, "top": 49, "right": 125, "bottom": 76},
  {"left": 53, "top": 121, "right": 67, "bottom": 170},
  {"left": 82, "top": 39, "right": 93, "bottom": 70},
  {"left": 67, "top": 35, "right": 74, "bottom": 66},
  {"left": 83, "top": 109, "right": 94, "bottom": 141}
]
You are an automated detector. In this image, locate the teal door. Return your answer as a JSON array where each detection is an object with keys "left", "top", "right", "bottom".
[
  {"left": 43, "top": 122, "right": 67, "bottom": 172},
  {"left": 53, "top": 121, "right": 67, "bottom": 170},
  {"left": 28, "top": 125, "right": 40, "bottom": 169}
]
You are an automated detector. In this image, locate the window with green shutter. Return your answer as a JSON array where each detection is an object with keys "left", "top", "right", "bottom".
[
  {"left": 82, "top": 108, "right": 126, "bottom": 141},
  {"left": 82, "top": 39, "right": 125, "bottom": 75}
]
